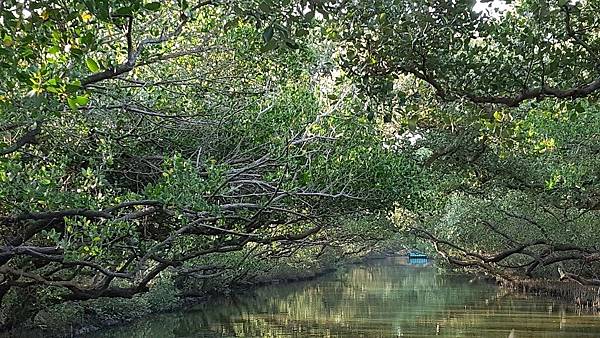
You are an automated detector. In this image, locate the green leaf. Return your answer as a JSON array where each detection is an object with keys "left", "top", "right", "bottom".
[
  {"left": 48, "top": 46, "right": 60, "bottom": 54},
  {"left": 408, "top": 116, "right": 418, "bottom": 131},
  {"left": 260, "top": 39, "right": 278, "bottom": 52},
  {"left": 66, "top": 80, "right": 82, "bottom": 93},
  {"left": 263, "top": 26, "right": 274, "bottom": 42},
  {"left": 75, "top": 95, "right": 89, "bottom": 106},
  {"left": 67, "top": 97, "right": 78, "bottom": 110},
  {"left": 493, "top": 111, "right": 503, "bottom": 122},
  {"left": 2, "top": 35, "right": 13, "bottom": 47},
  {"left": 115, "top": 6, "right": 133, "bottom": 15},
  {"left": 144, "top": 2, "right": 161, "bottom": 11},
  {"left": 569, "top": 112, "right": 578, "bottom": 121},
  {"left": 86, "top": 58, "right": 100, "bottom": 72}
]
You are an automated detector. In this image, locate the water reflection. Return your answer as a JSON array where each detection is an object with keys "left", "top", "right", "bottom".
[
  {"left": 93, "top": 258, "right": 600, "bottom": 337},
  {"left": 407, "top": 257, "right": 429, "bottom": 266}
]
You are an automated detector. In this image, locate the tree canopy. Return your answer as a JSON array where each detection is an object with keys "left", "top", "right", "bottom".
[{"left": 2, "top": 0, "right": 600, "bottom": 331}]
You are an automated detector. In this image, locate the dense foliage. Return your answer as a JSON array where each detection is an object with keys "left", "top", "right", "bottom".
[
  {"left": 0, "top": 0, "right": 419, "bottom": 330},
  {"left": 2, "top": 0, "right": 600, "bottom": 333},
  {"left": 332, "top": 0, "right": 600, "bottom": 285}
]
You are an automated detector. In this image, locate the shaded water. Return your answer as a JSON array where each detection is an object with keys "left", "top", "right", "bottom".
[{"left": 93, "top": 258, "right": 600, "bottom": 337}]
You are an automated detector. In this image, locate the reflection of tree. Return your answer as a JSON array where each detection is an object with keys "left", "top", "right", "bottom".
[
  {"left": 93, "top": 259, "right": 600, "bottom": 337},
  {"left": 194, "top": 259, "right": 500, "bottom": 337}
]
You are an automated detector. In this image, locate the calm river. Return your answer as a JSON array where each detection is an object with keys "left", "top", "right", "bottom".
[{"left": 92, "top": 257, "right": 600, "bottom": 337}]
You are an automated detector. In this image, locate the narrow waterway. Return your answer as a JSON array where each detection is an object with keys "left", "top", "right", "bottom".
[{"left": 92, "top": 257, "right": 600, "bottom": 337}]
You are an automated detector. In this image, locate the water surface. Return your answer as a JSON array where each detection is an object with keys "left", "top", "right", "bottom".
[{"left": 93, "top": 258, "right": 600, "bottom": 337}]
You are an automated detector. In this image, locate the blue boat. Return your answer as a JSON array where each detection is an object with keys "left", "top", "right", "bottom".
[
  {"left": 407, "top": 250, "right": 428, "bottom": 259},
  {"left": 407, "top": 250, "right": 429, "bottom": 265}
]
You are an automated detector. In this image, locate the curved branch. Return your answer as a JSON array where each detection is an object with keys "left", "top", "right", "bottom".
[
  {"left": 398, "top": 65, "right": 600, "bottom": 107},
  {"left": 464, "top": 78, "right": 600, "bottom": 107},
  {"left": 0, "top": 123, "right": 40, "bottom": 155},
  {"left": 81, "top": 1, "right": 214, "bottom": 87}
]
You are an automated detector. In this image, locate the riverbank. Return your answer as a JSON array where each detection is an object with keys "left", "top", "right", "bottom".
[
  {"left": 464, "top": 271, "right": 600, "bottom": 312},
  {"left": 500, "top": 278, "right": 600, "bottom": 311},
  {"left": 0, "top": 254, "right": 395, "bottom": 338}
]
